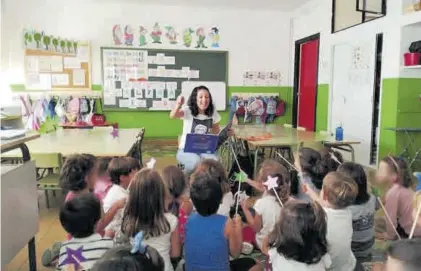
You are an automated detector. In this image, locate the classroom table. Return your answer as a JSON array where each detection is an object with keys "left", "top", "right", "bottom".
[
  {"left": 1, "top": 134, "right": 40, "bottom": 271},
  {"left": 1, "top": 128, "right": 143, "bottom": 158},
  {"left": 232, "top": 125, "right": 360, "bottom": 177}
]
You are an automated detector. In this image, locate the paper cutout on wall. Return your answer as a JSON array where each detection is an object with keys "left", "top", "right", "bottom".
[
  {"left": 124, "top": 25, "right": 134, "bottom": 46},
  {"left": 183, "top": 28, "right": 194, "bottom": 48},
  {"left": 209, "top": 27, "right": 220, "bottom": 48},
  {"left": 139, "top": 26, "right": 148, "bottom": 46},
  {"left": 23, "top": 29, "right": 79, "bottom": 55},
  {"left": 243, "top": 71, "right": 281, "bottom": 86},
  {"left": 165, "top": 26, "right": 178, "bottom": 44},
  {"left": 195, "top": 27, "right": 207, "bottom": 48},
  {"left": 150, "top": 23, "right": 163, "bottom": 44},
  {"left": 113, "top": 25, "right": 123, "bottom": 45}
]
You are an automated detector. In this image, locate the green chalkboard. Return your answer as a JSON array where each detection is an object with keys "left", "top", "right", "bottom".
[{"left": 100, "top": 47, "right": 228, "bottom": 111}]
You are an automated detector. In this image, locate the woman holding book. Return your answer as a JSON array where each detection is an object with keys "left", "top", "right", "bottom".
[{"left": 170, "top": 85, "right": 233, "bottom": 173}]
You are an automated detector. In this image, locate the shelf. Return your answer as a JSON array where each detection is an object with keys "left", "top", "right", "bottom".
[
  {"left": 401, "top": 65, "right": 421, "bottom": 69},
  {"left": 401, "top": 10, "right": 421, "bottom": 26}
]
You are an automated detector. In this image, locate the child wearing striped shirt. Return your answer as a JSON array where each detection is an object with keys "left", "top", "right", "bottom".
[{"left": 57, "top": 193, "right": 113, "bottom": 270}]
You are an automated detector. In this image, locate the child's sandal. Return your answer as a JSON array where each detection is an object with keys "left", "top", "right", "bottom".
[{"left": 41, "top": 242, "right": 61, "bottom": 266}]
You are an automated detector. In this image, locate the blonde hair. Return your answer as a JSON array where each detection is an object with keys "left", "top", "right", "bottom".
[{"left": 323, "top": 172, "right": 358, "bottom": 209}]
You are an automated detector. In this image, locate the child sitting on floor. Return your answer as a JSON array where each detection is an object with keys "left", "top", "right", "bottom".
[
  {"left": 375, "top": 156, "right": 421, "bottom": 239},
  {"left": 94, "top": 157, "right": 112, "bottom": 200},
  {"left": 294, "top": 147, "right": 329, "bottom": 202},
  {"left": 372, "top": 239, "right": 421, "bottom": 271},
  {"left": 185, "top": 171, "right": 261, "bottom": 271},
  {"left": 241, "top": 159, "right": 292, "bottom": 251},
  {"left": 192, "top": 159, "right": 234, "bottom": 217},
  {"left": 57, "top": 193, "right": 114, "bottom": 270},
  {"left": 265, "top": 201, "right": 331, "bottom": 270},
  {"left": 162, "top": 165, "right": 193, "bottom": 245},
  {"left": 92, "top": 241, "right": 164, "bottom": 271},
  {"left": 304, "top": 171, "right": 359, "bottom": 271},
  {"left": 338, "top": 162, "right": 379, "bottom": 262},
  {"left": 118, "top": 168, "right": 181, "bottom": 271}
]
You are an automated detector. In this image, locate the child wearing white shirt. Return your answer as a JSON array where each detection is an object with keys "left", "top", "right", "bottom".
[
  {"left": 241, "top": 159, "right": 292, "bottom": 250},
  {"left": 264, "top": 201, "right": 331, "bottom": 271},
  {"left": 304, "top": 171, "right": 360, "bottom": 271}
]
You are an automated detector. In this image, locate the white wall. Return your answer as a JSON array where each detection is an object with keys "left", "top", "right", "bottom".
[{"left": 0, "top": 0, "right": 291, "bottom": 87}]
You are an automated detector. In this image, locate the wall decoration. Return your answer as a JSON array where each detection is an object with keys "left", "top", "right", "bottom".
[
  {"left": 209, "top": 27, "right": 220, "bottom": 48},
  {"left": 150, "top": 23, "right": 163, "bottom": 44},
  {"left": 23, "top": 28, "right": 80, "bottom": 55},
  {"left": 183, "top": 28, "right": 194, "bottom": 48},
  {"left": 139, "top": 26, "right": 148, "bottom": 46},
  {"left": 124, "top": 25, "right": 134, "bottom": 46},
  {"left": 51, "top": 36, "right": 59, "bottom": 52},
  {"left": 195, "top": 27, "right": 207, "bottom": 48},
  {"left": 112, "top": 25, "right": 123, "bottom": 45},
  {"left": 165, "top": 26, "right": 178, "bottom": 44},
  {"left": 24, "top": 29, "right": 36, "bottom": 49},
  {"left": 242, "top": 71, "right": 281, "bottom": 86},
  {"left": 33, "top": 30, "right": 43, "bottom": 49}
]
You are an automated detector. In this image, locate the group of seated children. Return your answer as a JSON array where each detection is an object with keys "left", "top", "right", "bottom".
[{"left": 47, "top": 145, "right": 421, "bottom": 271}]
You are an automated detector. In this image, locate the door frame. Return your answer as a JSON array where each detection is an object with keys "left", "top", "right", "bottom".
[{"left": 292, "top": 33, "right": 320, "bottom": 131}]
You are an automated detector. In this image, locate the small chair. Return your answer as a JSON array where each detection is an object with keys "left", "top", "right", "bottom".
[
  {"left": 32, "top": 152, "right": 63, "bottom": 208},
  {"left": 127, "top": 128, "right": 145, "bottom": 168}
]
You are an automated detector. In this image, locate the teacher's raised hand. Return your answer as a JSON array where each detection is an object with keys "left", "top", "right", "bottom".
[{"left": 176, "top": 95, "right": 185, "bottom": 106}]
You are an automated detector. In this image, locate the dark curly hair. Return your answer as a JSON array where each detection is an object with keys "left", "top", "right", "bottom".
[
  {"left": 187, "top": 85, "right": 215, "bottom": 117},
  {"left": 297, "top": 147, "right": 329, "bottom": 190},
  {"left": 269, "top": 201, "right": 328, "bottom": 265},
  {"left": 60, "top": 154, "right": 97, "bottom": 192}
]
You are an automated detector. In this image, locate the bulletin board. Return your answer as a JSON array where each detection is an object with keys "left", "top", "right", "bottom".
[
  {"left": 100, "top": 47, "right": 228, "bottom": 111},
  {"left": 24, "top": 42, "right": 92, "bottom": 90}
]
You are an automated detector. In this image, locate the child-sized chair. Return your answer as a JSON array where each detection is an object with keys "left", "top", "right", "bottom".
[{"left": 32, "top": 153, "right": 63, "bottom": 208}]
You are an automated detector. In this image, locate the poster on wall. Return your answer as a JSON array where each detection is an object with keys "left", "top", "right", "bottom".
[
  {"left": 111, "top": 23, "right": 221, "bottom": 49},
  {"left": 242, "top": 71, "right": 281, "bottom": 86}
]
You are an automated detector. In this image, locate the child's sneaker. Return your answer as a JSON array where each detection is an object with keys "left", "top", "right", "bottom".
[
  {"left": 241, "top": 242, "right": 254, "bottom": 255},
  {"left": 41, "top": 242, "right": 61, "bottom": 266}
]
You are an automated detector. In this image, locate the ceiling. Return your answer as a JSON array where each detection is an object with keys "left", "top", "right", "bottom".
[{"left": 97, "top": 0, "right": 311, "bottom": 11}]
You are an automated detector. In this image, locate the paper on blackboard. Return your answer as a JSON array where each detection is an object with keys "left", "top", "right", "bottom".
[
  {"left": 135, "top": 88, "right": 143, "bottom": 98},
  {"left": 73, "top": 69, "right": 85, "bottom": 86},
  {"left": 115, "top": 89, "right": 123, "bottom": 97},
  {"left": 135, "top": 99, "right": 147, "bottom": 107},
  {"left": 148, "top": 56, "right": 156, "bottom": 64},
  {"left": 146, "top": 85, "right": 154, "bottom": 98},
  {"left": 104, "top": 94, "right": 116, "bottom": 105},
  {"left": 64, "top": 57, "right": 80, "bottom": 69},
  {"left": 157, "top": 66, "right": 166, "bottom": 77},
  {"left": 164, "top": 56, "right": 175, "bottom": 65},
  {"left": 166, "top": 82, "right": 177, "bottom": 91},
  {"left": 149, "top": 69, "right": 157, "bottom": 77},
  {"left": 156, "top": 53, "right": 165, "bottom": 64},
  {"left": 190, "top": 70, "right": 200, "bottom": 79},
  {"left": 119, "top": 99, "right": 129, "bottom": 108},
  {"left": 38, "top": 56, "right": 51, "bottom": 72},
  {"left": 129, "top": 98, "right": 137, "bottom": 108},
  {"left": 156, "top": 88, "right": 164, "bottom": 99},
  {"left": 123, "top": 88, "right": 132, "bottom": 98}
]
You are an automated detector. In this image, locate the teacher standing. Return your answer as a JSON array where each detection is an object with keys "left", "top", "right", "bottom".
[{"left": 170, "top": 85, "right": 224, "bottom": 173}]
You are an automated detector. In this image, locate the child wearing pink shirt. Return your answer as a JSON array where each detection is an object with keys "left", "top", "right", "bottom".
[{"left": 376, "top": 156, "right": 421, "bottom": 239}]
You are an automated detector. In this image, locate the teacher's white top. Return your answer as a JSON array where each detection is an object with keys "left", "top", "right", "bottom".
[{"left": 179, "top": 105, "right": 221, "bottom": 150}]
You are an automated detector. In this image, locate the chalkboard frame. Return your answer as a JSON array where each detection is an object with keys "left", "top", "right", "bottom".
[{"left": 100, "top": 47, "right": 229, "bottom": 112}]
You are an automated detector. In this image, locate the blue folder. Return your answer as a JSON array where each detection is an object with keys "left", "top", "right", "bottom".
[{"left": 184, "top": 133, "right": 219, "bottom": 154}]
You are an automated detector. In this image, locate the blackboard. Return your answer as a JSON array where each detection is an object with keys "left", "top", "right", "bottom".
[{"left": 100, "top": 47, "right": 228, "bottom": 111}]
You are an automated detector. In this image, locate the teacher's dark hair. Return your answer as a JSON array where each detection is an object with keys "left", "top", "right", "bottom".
[{"left": 188, "top": 85, "right": 215, "bottom": 117}]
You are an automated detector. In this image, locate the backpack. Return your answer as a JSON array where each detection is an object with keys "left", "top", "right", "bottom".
[
  {"left": 275, "top": 98, "right": 286, "bottom": 117},
  {"left": 266, "top": 97, "right": 277, "bottom": 114}
]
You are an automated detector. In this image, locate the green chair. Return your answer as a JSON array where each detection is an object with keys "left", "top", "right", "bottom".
[{"left": 32, "top": 153, "right": 63, "bottom": 208}]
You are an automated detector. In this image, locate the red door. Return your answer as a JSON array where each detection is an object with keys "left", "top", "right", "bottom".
[{"left": 297, "top": 39, "right": 319, "bottom": 131}]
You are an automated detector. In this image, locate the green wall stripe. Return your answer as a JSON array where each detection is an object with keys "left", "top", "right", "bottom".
[{"left": 316, "top": 84, "right": 329, "bottom": 132}]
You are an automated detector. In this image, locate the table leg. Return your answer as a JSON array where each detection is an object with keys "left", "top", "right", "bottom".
[
  {"left": 253, "top": 148, "right": 260, "bottom": 179},
  {"left": 28, "top": 237, "right": 36, "bottom": 271}
]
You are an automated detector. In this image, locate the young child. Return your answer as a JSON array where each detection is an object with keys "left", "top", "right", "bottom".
[
  {"left": 119, "top": 168, "right": 181, "bottom": 271},
  {"left": 192, "top": 159, "right": 234, "bottom": 217},
  {"left": 338, "top": 162, "right": 379, "bottom": 262},
  {"left": 94, "top": 157, "right": 113, "bottom": 201},
  {"left": 162, "top": 165, "right": 193, "bottom": 244},
  {"left": 185, "top": 171, "right": 261, "bottom": 271},
  {"left": 241, "top": 159, "right": 292, "bottom": 250},
  {"left": 265, "top": 201, "right": 331, "bottom": 270},
  {"left": 320, "top": 147, "right": 344, "bottom": 172},
  {"left": 57, "top": 193, "right": 113, "bottom": 270},
  {"left": 376, "top": 156, "right": 421, "bottom": 239},
  {"left": 294, "top": 147, "right": 329, "bottom": 202},
  {"left": 372, "top": 239, "right": 421, "bottom": 271},
  {"left": 304, "top": 171, "right": 359, "bottom": 271},
  {"left": 103, "top": 157, "right": 140, "bottom": 213},
  {"left": 91, "top": 243, "right": 164, "bottom": 271}
]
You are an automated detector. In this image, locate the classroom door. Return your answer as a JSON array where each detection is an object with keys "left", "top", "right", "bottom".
[{"left": 297, "top": 38, "right": 319, "bottom": 131}]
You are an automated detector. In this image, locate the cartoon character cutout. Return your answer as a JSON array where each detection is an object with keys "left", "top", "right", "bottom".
[
  {"left": 150, "top": 23, "right": 162, "bottom": 44},
  {"left": 209, "top": 27, "right": 220, "bottom": 48},
  {"left": 195, "top": 27, "right": 207, "bottom": 48},
  {"left": 124, "top": 25, "right": 134, "bottom": 46},
  {"left": 113, "top": 25, "right": 123, "bottom": 45},
  {"left": 139, "top": 26, "right": 147, "bottom": 46},
  {"left": 183, "top": 28, "right": 194, "bottom": 48},
  {"left": 165, "top": 26, "right": 178, "bottom": 44}
]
